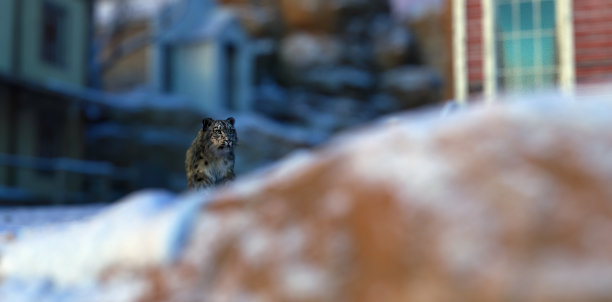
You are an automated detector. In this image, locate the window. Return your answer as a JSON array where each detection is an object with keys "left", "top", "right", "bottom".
[
  {"left": 496, "top": 0, "right": 557, "bottom": 91},
  {"left": 40, "top": 1, "right": 67, "bottom": 67},
  {"left": 162, "top": 45, "right": 174, "bottom": 92},
  {"left": 452, "top": 0, "right": 576, "bottom": 101}
]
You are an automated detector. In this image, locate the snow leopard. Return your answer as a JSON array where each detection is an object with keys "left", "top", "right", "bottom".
[{"left": 185, "top": 117, "right": 237, "bottom": 190}]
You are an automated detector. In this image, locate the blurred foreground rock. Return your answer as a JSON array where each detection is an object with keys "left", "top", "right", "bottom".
[{"left": 3, "top": 94, "right": 612, "bottom": 301}]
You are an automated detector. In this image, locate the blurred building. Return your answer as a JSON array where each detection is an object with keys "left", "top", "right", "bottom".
[
  {"left": 98, "top": 12, "right": 151, "bottom": 92},
  {"left": 96, "top": 0, "right": 174, "bottom": 92},
  {"left": 0, "top": 0, "right": 259, "bottom": 204},
  {"left": 453, "top": 0, "right": 612, "bottom": 101},
  {"left": 0, "top": 0, "right": 92, "bottom": 86},
  {"left": 98, "top": 0, "right": 254, "bottom": 113},
  {"left": 152, "top": 0, "right": 254, "bottom": 113},
  {"left": 0, "top": 0, "right": 97, "bottom": 204}
]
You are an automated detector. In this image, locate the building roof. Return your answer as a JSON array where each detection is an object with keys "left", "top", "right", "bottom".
[
  {"left": 96, "top": 0, "right": 179, "bottom": 27},
  {"left": 157, "top": 0, "right": 242, "bottom": 44}
]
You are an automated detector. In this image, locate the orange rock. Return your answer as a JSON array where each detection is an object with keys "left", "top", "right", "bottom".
[{"left": 146, "top": 98, "right": 612, "bottom": 301}]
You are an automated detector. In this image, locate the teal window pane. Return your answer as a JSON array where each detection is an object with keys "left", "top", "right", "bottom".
[
  {"left": 520, "top": 38, "right": 535, "bottom": 67},
  {"left": 500, "top": 74, "right": 509, "bottom": 89},
  {"left": 542, "top": 72, "right": 556, "bottom": 85},
  {"left": 541, "top": 35, "right": 556, "bottom": 66},
  {"left": 496, "top": 0, "right": 558, "bottom": 91},
  {"left": 522, "top": 73, "right": 536, "bottom": 90},
  {"left": 497, "top": 3, "right": 514, "bottom": 32},
  {"left": 506, "top": 73, "right": 521, "bottom": 89},
  {"left": 519, "top": 2, "right": 533, "bottom": 31},
  {"left": 541, "top": 0, "right": 555, "bottom": 29},
  {"left": 502, "top": 39, "right": 520, "bottom": 68}
]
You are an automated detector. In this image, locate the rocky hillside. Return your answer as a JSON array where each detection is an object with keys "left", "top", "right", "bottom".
[{"left": 3, "top": 90, "right": 612, "bottom": 301}]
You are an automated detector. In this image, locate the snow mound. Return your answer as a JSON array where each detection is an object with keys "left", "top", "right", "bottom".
[
  {"left": 0, "top": 190, "right": 210, "bottom": 300},
  {"left": 4, "top": 87, "right": 612, "bottom": 301}
]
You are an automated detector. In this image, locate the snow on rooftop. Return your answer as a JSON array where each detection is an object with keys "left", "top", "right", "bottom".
[
  {"left": 96, "top": 0, "right": 180, "bottom": 27},
  {"left": 42, "top": 80, "right": 200, "bottom": 113},
  {"left": 159, "top": 4, "right": 239, "bottom": 43}
]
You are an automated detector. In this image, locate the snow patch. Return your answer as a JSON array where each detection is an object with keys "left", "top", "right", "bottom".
[
  {"left": 280, "top": 264, "right": 331, "bottom": 300},
  {"left": 534, "top": 259, "right": 612, "bottom": 298},
  {"left": 0, "top": 190, "right": 209, "bottom": 297},
  {"left": 0, "top": 277, "right": 148, "bottom": 302},
  {"left": 230, "top": 150, "right": 317, "bottom": 198},
  {"left": 343, "top": 125, "right": 454, "bottom": 205},
  {"left": 280, "top": 226, "right": 307, "bottom": 258},
  {"left": 323, "top": 190, "right": 351, "bottom": 218},
  {"left": 240, "top": 229, "right": 273, "bottom": 266}
]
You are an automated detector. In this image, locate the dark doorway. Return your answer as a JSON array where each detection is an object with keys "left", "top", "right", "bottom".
[
  {"left": 41, "top": 1, "right": 67, "bottom": 67},
  {"left": 225, "top": 44, "right": 236, "bottom": 110},
  {"left": 162, "top": 45, "right": 174, "bottom": 92}
]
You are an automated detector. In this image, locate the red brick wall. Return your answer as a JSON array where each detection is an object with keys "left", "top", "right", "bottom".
[
  {"left": 466, "top": 0, "right": 483, "bottom": 94},
  {"left": 574, "top": 0, "right": 612, "bottom": 84}
]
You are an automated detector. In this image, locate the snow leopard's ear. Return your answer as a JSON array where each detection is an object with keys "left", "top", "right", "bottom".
[
  {"left": 226, "top": 117, "right": 235, "bottom": 126},
  {"left": 202, "top": 118, "right": 214, "bottom": 129}
]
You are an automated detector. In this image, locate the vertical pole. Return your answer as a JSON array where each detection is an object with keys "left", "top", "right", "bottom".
[
  {"left": 482, "top": 0, "right": 498, "bottom": 102},
  {"left": 557, "top": 0, "right": 575, "bottom": 96},
  {"left": 453, "top": 0, "right": 468, "bottom": 103},
  {"left": 12, "top": 0, "right": 22, "bottom": 76}
]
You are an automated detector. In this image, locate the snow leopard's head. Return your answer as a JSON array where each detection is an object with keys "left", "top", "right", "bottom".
[{"left": 202, "top": 117, "right": 237, "bottom": 156}]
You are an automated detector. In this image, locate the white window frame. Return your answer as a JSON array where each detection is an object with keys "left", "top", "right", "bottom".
[
  {"left": 453, "top": 0, "right": 467, "bottom": 103},
  {"left": 453, "top": 0, "right": 575, "bottom": 103},
  {"left": 483, "top": 0, "right": 575, "bottom": 101},
  {"left": 556, "top": 0, "right": 575, "bottom": 96}
]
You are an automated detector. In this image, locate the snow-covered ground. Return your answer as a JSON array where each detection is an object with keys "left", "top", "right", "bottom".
[
  {"left": 0, "top": 190, "right": 210, "bottom": 301},
  {"left": 0, "top": 205, "right": 107, "bottom": 234}
]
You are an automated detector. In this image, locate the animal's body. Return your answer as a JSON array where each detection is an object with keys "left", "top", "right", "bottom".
[{"left": 185, "top": 117, "right": 237, "bottom": 190}]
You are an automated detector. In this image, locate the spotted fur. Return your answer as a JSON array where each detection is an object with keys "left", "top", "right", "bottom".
[{"left": 185, "top": 117, "right": 237, "bottom": 190}]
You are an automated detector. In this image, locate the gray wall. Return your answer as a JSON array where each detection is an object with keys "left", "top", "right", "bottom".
[
  {"left": 19, "top": 0, "right": 88, "bottom": 87},
  {"left": 0, "top": 0, "right": 16, "bottom": 74},
  {"left": 172, "top": 42, "right": 220, "bottom": 113}
]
